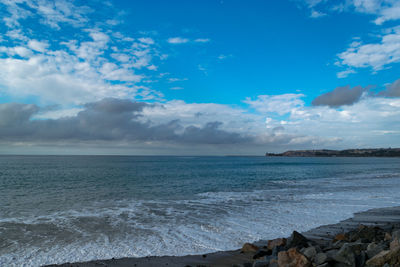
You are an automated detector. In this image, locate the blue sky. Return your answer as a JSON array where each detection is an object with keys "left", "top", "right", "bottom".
[{"left": 0, "top": 0, "right": 400, "bottom": 155}]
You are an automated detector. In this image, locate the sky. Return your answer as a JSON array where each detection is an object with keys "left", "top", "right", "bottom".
[{"left": 0, "top": 0, "right": 400, "bottom": 155}]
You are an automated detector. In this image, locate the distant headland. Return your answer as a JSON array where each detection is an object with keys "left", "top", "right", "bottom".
[{"left": 266, "top": 148, "right": 400, "bottom": 157}]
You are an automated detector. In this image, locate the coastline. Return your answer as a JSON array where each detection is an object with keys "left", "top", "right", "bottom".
[{"left": 45, "top": 206, "right": 400, "bottom": 267}]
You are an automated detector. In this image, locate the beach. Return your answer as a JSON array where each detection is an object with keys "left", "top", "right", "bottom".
[{"left": 46, "top": 206, "right": 400, "bottom": 266}]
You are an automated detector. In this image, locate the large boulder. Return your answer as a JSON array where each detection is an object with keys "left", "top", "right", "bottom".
[
  {"left": 366, "top": 246, "right": 400, "bottom": 266},
  {"left": 268, "top": 238, "right": 287, "bottom": 250},
  {"left": 392, "top": 230, "right": 400, "bottom": 241},
  {"left": 301, "top": 246, "right": 317, "bottom": 261},
  {"left": 384, "top": 232, "right": 392, "bottom": 241},
  {"left": 315, "top": 252, "right": 328, "bottom": 265},
  {"left": 278, "top": 247, "right": 311, "bottom": 267},
  {"left": 366, "top": 242, "right": 385, "bottom": 259},
  {"left": 287, "top": 231, "right": 310, "bottom": 249},
  {"left": 334, "top": 233, "right": 348, "bottom": 242},
  {"left": 332, "top": 243, "right": 356, "bottom": 267},
  {"left": 391, "top": 238, "right": 400, "bottom": 251},
  {"left": 331, "top": 242, "right": 368, "bottom": 267},
  {"left": 348, "top": 225, "right": 385, "bottom": 243},
  {"left": 269, "top": 259, "right": 279, "bottom": 267},
  {"left": 355, "top": 251, "right": 367, "bottom": 267},
  {"left": 366, "top": 250, "right": 391, "bottom": 266},
  {"left": 241, "top": 243, "right": 259, "bottom": 253}
]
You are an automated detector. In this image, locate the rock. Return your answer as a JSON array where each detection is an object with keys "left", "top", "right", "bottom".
[
  {"left": 348, "top": 226, "right": 385, "bottom": 243},
  {"left": 392, "top": 230, "right": 400, "bottom": 241},
  {"left": 287, "top": 231, "right": 310, "bottom": 249},
  {"left": 315, "top": 252, "right": 328, "bottom": 265},
  {"left": 390, "top": 238, "right": 400, "bottom": 251},
  {"left": 272, "top": 244, "right": 286, "bottom": 257},
  {"left": 326, "top": 249, "right": 339, "bottom": 261},
  {"left": 384, "top": 232, "right": 392, "bottom": 241},
  {"left": 366, "top": 243, "right": 385, "bottom": 259},
  {"left": 367, "top": 242, "right": 377, "bottom": 251},
  {"left": 355, "top": 251, "right": 366, "bottom": 267},
  {"left": 332, "top": 240, "right": 347, "bottom": 249},
  {"left": 366, "top": 247, "right": 400, "bottom": 266},
  {"left": 241, "top": 243, "right": 259, "bottom": 253},
  {"left": 329, "top": 242, "right": 368, "bottom": 267},
  {"left": 278, "top": 247, "right": 311, "bottom": 267},
  {"left": 269, "top": 259, "right": 279, "bottom": 267},
  {"left": 268, "top": 238, "right": 287, "bottom": 250},
  {"left": 334, "top": 233, "right": 348, "bottom": 242},
  {"left": 333, "top": 243, "right": 356, "bottom": 267},
  {"left": 302, "top": 246, "right": 317, "bottom": 261},
  {"left": 253, "top": 249, "right": 272, "bottom": 260},
  {"left": 314, "top": 245, "right": 323, "bottom": 253},
  {"left": 252, "top": 260, "right": 269, "bottom": 267},
  {"left": 365, "top": 250, "right": 391, "bottom": 266},
  {"left": 349, "top": 242, "right": 369, "bottom": 254}
]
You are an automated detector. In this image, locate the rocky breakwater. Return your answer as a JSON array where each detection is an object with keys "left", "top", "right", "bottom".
[{"left": 239, "top": 225, "right": 400, "bottom": 267}]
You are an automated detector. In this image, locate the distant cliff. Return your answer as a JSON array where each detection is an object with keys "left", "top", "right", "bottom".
[{"left": 266, "top": 148, "right": 400, "bottom": 157}]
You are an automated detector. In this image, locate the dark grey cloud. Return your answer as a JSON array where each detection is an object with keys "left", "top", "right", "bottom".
[
  {"left": 380, "top": 78, "right": 400, "bottom": 97},
  {"left": 0, "top": 98, "right": 251, "bottom": 145},
  {"left": 181, "top": 122, "right": 250, "bottom": 144},
  {"left": 84, "top": 98, "right": 148, "bottom": 113},
  {"left": 312, "top": 85, "right": 366, "bottom": 107}
]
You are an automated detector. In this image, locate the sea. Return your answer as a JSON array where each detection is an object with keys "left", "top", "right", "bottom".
[{"left": 1, "top": 155, "right": 400, "bottom": 266}]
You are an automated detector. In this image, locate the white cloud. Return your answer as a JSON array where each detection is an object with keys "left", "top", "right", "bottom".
[
  {"left": 168, "top": 77, "right": 188, "bottom": 82},
  {"left": 28, "top": 39, "right": 49, "bottom": 52},
  {"left": 140, "top": 100, "right": 266, "bottom": 136},
  {"left": 374, "top": 4, "right": 400, "bottom": 25},
  {"left": 138, "top": 37, "right": 155, "bottom": 45},
  {"left": 0, "top": 0, "right": 166, "bottom": 105},
  {"left": 0, "top": 0, "right": 91, "bottom": 29},
  {"left": 167, "top": 37, "right": 189, "bottom": 44},
  {"left": 147, "top": 64, "right": 157, "bottom": 71},
  {"left": 194, "top": 38, "right": 210, "bottom": 43},
  {"left": 217, "top": 54, "right": 233, "bottom": 60},
  {"left": 337, "top": 27, "right": 400, "bottom": 72},
  {"left": 245, "top": 92, "right": 400, "bottom": 148},
  {"left": 337, "top": 69, "right": 356, "bottom": 78},
  {"left": 292, "top": 97, "right": 400, "bottom": 146},
  {"left": 0, "top": 46, "right": 33, "bottom": 57},
  {"left": 111, "top": 53, "right": 131, "bottom": 63},
  {"left": 167, "top": 37, "right": 210, "bottom": 44},
  {"left": 310, "top": 10, "right": 326, "bottom": 18},
  {"left": 352, "top": 0, "right": 400, "bottom": 25},
  {"left": 99, "top": 62, "right": 143, "bottom": 82},
  {"left": 138, "top": 96, "right": 400, "bottom": 149},
  {"left": 198, "top": 64, "right": 208, "bottom": 75},
  {"left": 0, "top": 28, "right": 162, "bottom": 104},
  {"left": 302, "top": 0, "right": 324, "bottom": 8},
  {"left": 298, "top": 0, "right": 400, "bottom": 25},
  {"left": 6, "top": 29, "right": 28, "bottom": 41},
  {"left": 244, "top": 94, "right": 305, "bottom": 115}
]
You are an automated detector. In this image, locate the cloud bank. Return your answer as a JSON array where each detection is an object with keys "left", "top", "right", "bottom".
[{"left": 0, "top": 98, "right": 252, "bottom": 145}]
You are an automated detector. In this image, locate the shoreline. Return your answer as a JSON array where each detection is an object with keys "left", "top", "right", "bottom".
[{"left": 45, "top": 206, "right": 400, "bottom": 267}]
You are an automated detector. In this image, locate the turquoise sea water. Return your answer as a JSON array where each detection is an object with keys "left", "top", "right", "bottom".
[{"left": 1, "top": 156, "right": 400, "bottom": 266}]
